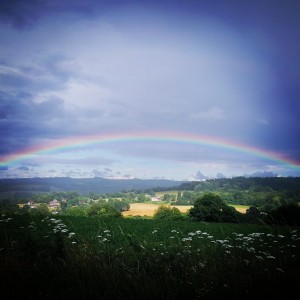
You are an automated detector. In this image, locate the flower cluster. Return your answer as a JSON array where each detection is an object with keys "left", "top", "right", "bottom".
[
  {"left": 97, "top": 229, "right": 112, "bottom": 243},
  {"left": 0, "top": 214, "right": 12, "bottom": 223},
  {"left": 42, "top": 217, "right": 76, "bottom": 243}
]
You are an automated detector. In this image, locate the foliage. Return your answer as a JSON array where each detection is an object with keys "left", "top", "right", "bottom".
[
  {"left": 267, "top": 203, "right": 300, "bottom": 226},
  {"left": 0, "top": 214, "right": 299, "bottom": 299},
  {"left": 87, "top": 203, "right": 122, "bottom": 217},
  {"left": 66, "top": 205, "right": 88, "bottom": 217},
  {"left": 189, "top": 193, "right": 242, "bottom": 222},
  {"left": 33, "top": 203, "right": 49, "bottom": 215},
  {"left": 153, "top": 205, "right": 184, "bottom": 220}
]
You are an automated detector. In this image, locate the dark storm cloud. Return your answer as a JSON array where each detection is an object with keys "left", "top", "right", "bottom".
[
  {"left": 0, "top": 91, "right": 70, "bottom": 153},
  {"left": 0, "top": 0, "right": 44, "bottom": 29},
  {"left": 0, "top": 0, "right": 123, "bottom": 29}
]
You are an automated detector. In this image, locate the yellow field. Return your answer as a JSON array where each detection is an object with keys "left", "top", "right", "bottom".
[{"left": 122, "top": 203, "right": 249, "bottom": 217}]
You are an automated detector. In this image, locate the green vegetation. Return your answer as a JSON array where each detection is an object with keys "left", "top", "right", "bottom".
[
  {"left": 153, "top": 204, "right": 184, "bottom": 220},
  {"left": 189, "top": 193, "right": 242, "bottom": 223},
  {"left": 0, "top": 214, "right": 299, "bottom": 299},
  {"left": 0, "top": 177, "right": 299, "bottom": 298}
]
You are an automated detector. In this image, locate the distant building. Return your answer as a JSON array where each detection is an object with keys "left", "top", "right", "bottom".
[
  {"left": 49, "top": 199, "right": 60, "bottom": 208},
  {"left": 27, "top": 200, "right": 37, "bottom": 209},
  {"left": 151, "top": 196, "right": 161, "bottom": 202}
]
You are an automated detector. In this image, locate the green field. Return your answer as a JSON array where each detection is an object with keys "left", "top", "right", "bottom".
[{"left": 1, "top": 214, "right": 299, "bottom": 299}]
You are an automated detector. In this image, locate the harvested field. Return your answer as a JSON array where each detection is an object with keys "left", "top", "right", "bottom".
[{"left": 123, "top": 203, "right": 248, "bottom": 217}]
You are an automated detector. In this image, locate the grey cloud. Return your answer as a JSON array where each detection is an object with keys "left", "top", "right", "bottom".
[
  {"left": 195, "top": 170, "right": 208, "bottom": 180},
  {"left": 0, "top": 0, "right": 44, "bottom": 29},
  {"left": 92, "top": 169, "right": 107, "bottom": 177},
  {"left": 122, "top": 174, "right": 132, "bottom": 179},
  {"left": 216, "top": 173, "right": 227, "bottom": 179},
  {"left": 49, "top": 157, "right": 118, "bottom": 166},
  {"left": 0, "top": 91, "right": 77, "bottom": 153},
  {"left": 246, "top": 171, "right": 278, "bottom": 178},
  {"left": 17, "top": 166, "right": 30, "bottom": 171},
  {"left": 0, "top": 0, "right": 104, "bottom": 29}
]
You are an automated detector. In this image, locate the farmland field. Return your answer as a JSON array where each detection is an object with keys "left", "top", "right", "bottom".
[
  {"left": 123, "top": 203, "right": 249, "bottom": 217},
  {"left": 0, "top": 213, "right": 299, "bottom": 299}
]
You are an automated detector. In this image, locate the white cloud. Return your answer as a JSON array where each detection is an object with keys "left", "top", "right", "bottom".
[{"left": 190, "top": 107, "right": 226, "bottom": 121}]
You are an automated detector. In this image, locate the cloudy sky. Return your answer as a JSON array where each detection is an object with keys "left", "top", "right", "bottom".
[{"left": 0, "top": 0, "right": 300, "bottom": 180}]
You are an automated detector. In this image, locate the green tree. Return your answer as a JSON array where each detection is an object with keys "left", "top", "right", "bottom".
[
  {"left": 267, "top": 204, "right": 300, "bottom": 226},
  {"left": 177, "top": 191, "right": 182, "bottom": 201},
  {"left": 153, "top": 205, "right": 183, "bottom": 220},
  {"left": 87, "top": 203, "right": 122, "bottom": 217},
  {"left": 188, "top": 193, "right": 240, "bottom": 223},
  {"left": 66, "top": 206, "right": 88, "bottom": 216},
  {"left": 137, "top": 194, "right": 147, "bottom": 203},
  {"left": 29, "top": 203, "right": 49, "bottom": 215}
]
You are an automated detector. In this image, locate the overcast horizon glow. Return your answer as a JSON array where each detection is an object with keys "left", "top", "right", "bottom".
[{"left": 0, "top": 1, "right": 300, "bottom": 180}]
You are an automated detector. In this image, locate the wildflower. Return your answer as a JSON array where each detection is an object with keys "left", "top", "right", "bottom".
[
  {"left": 182, "top": 237, "right": 192, "bottom": 242},
  {"left": 247, "top": 247, "right": 256, "bottom": 253},
  {"left": 276, "top": 268, "right": 284, "bottom": 272},
  {"left": 244, "top": 259, "right": 250, "bottom": 265},
  {"left": 72, "top": 241, "right": 77, "bottom": 244},
  {"left": 68, "top": 232, "right": 75, "bottom": 238}
]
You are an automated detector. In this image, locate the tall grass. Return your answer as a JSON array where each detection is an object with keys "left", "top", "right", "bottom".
[{"left": 0, "top": 213, "right": 299, "bottom": 299}]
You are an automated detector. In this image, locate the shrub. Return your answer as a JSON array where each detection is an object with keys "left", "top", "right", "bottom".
[
  {"left": 87, "top": 203, "right": 122, "bottom": 217},
  {"left": 153, "top": 205, "right": 183, "bottom": 220},
  {"left": 267, "top": 203, "right": 300, "bottom": 225},
  {"left": 188, "top": 192, "right": 241, "bottom": 223}
]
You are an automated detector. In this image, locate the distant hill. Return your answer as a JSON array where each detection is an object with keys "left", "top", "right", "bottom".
[
  {"left": 0, "top": 177, "right": 186, "bottom": 199},
  {"left": 175, "top": 176, "right": 300, "bottom": 192}
]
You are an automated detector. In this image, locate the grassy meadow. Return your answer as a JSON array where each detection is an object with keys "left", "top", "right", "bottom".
[{"left": 1, "top": 213, "right": 299, "bottom": 299}]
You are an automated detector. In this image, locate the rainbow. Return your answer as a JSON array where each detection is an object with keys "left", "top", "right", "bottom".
[{"left": 1, "top": 131, "right": 300, "bottom": 172}]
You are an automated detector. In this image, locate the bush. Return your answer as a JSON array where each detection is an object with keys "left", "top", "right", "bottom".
[
  {"left": 153, "top": 205, "right": 184, "bottom": 220},
  {"left": 267, "top": 203, "right": 300, "bottom": 225},
  {"left": 87, "top": 203, "right": 122, "bottom": 217},
  {"left": 188, "top": 193, "right": 241, "bottom": 223}
]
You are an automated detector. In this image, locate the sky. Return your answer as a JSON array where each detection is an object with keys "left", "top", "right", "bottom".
[{"left": 0, "top": 0, "right": 300, "bottom": 180}]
